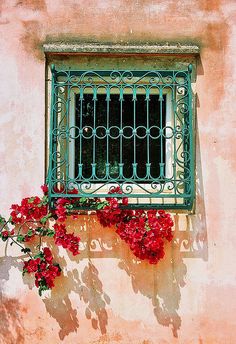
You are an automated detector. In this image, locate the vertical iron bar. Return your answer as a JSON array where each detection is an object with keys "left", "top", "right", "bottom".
[
  {"left": 119, "top": 87, "right": 123, "bottom": 178},
  {"left": 65, "top": 84, "right": 70, "bottom": 190},
  {"left": 159, "top": 86, "right": 164, "bottom": 177},
  {"left": 146, "top": 88, "right": 150, "bottom": 177},
  {"left": 146, "top": 88, "right": 150, "bottom": 164},
  {"left": 106, "top": 87, "right": 110, "bottom": 177},
  {"left": 173, "top": 76, "right": 177, "bottom": 196},
  {"left": 160, "top": 87, "right": 163, "bottom": 162},
  {"left": 188, "top": 64, "right": 194, "bottom": 208},
  {"left": 48, "top": 64, "right": 56, "bottom": 199},
  {"left": 133, "top": 87, "right": 137, "bottom": 177},
  {"left": 92, "top": 87, "right": 97, "bottom": 178},
  {"left": 93, "top": 88, "right": 96, "bottom": 165},
  {"left": 78, "top": 88, "right": 83, "bottom": 178},
  {"left": 79, "top": 88, "right": 83, "bottom": 165}
]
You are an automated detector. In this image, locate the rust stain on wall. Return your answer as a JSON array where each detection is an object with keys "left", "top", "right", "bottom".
[
  {"left": 0, "top": 295, "right": 26, "bottom": 344},
  {"left": 197, "top": 0, "right": 221, "bottom": 11},
  {"left": 20, "top": 20, "right": 45, "bottom": 61},
  {"left": 13, "top": 0, "right": 230, "bottom": 116},
  {"left": 15, "top": 0, "right": 47, "bottom": 11}
]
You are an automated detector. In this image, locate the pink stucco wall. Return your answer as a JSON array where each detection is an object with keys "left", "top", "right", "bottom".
[{"left": 0, "top": 1, "right": 236, "bottom": 343}]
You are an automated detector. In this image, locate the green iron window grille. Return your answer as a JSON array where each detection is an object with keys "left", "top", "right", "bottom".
[{"left": 47, "top": 65, "right": 194, "bottom": 209}]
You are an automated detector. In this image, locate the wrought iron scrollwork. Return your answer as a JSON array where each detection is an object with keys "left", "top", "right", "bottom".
[{"left": 47, "top": 67, "right": 194, "bottom": 209}]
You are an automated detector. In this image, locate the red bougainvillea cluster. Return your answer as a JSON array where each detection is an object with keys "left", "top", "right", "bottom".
[
  {"left": 116, "top": 210, "right": 173, "bottom": 264},
  {"left": 0, "top": 185, "right": 174, "bottom": 296},
  {"left": 23, "top": 247, "right": 61, "bottom": 294},
  {"left": 53, "top": 223, "right": 80, "bottom": 256},
  {"left": 97, "top": 187, "right": 174, "bottom": 264},
  {"left": 0, "top": 185, "right": 81, "bottom": 295}
]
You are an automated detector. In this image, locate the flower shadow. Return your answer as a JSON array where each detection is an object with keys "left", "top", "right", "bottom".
[{"left": 39, "top": 215, "right": 115, "bottom": 340}]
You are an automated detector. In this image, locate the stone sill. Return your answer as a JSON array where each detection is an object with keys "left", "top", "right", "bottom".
[{"left": 43, "top": 42, "right": 200, "bottom": 55}]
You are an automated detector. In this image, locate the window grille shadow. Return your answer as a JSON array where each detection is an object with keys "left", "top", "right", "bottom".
[
  {"left": 175, "top": 117, "right": 208, "bottom": 261},
  {"left": 117, "top": 240, "right": 186, "bottom": 338}
]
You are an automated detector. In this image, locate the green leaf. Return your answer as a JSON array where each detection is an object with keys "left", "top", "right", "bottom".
[
  {"left": 41, "top": 216, "right": 48, "bottom": 224},
  {"left": 0, "top": 216, "right": 5, "bottom": 224},
  {"left": 27, "top": 230, "right": 33, "bottom": 237},
  {"left": 96, "top": 201, "right": 108, "bottom": 210},
  {"left": 96, "top": 203, "right": 105, "bottom": 210},
  {"left": 38, "top": 196, "right": 49, "bottom": 206},
  {"left": 38, "top": 284, "right": 49, "bottom": 296},
  {"left": 28, "top": 197, "right": 36, "bottom": 204},
  {"left": 46, "top": 230, "right": 55, "bottom": 238},
  {"left": 40, "top": 213, "right": 52, "bottom": 224},
  {"left": 17, "top": 235, "right": 25, "bottom": 242},
  {"left": 66, "top": 204, "right": 73, "bottom": 210},
  {"left": 34, "top": 252, "right": 44, "bottom": 259},
  {"left": 1, "top": 236, "right": 8, "bottom": 242},
  {"left": 22, "top": 268, "right": 28, "bottom": 276},
  {"left": 79, "top": 197, "right": 87, "bottom": 204}
]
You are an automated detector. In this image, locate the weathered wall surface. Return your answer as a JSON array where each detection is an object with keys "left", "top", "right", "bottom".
[{"left": 0, "top": 0, "right": 236, "bottom": 343}]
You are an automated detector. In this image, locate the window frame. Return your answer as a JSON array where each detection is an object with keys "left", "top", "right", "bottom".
[
  {"left": 68, "top": 86, "right": 174, "bottom": 183},
  {"left": 46, "top": 61, "right": 195, "bottom": 211}
]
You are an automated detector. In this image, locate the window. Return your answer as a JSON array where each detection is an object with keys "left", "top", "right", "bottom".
[{"left": 47, "top": 65, "right": 194, "bottom": 209}]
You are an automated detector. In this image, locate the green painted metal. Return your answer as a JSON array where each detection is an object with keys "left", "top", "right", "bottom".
[{"left": 47, "top": 66, "right": 194, "bottom": 209}]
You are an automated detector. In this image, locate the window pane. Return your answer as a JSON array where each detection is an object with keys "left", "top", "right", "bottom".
[{"left": 75, "top": 92, "right": 166, "bottom": 181}]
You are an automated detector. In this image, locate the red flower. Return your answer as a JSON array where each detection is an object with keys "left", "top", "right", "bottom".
[
  {"left": 108, "top": 186, "right": 122, "bottom": 194},
  {"left": 41, "top": 184, "right": 48, "bottom": 194},
  {"left": 10, "top": 196, "right": 48, "bottom": 224},
  {"left": 53, "top": 223, "right": 80, "bottom": 256},
  {"left": 122, "top": 197, "right": 128, "bottom": 205},
  {"left": 23, "top": 258, "right": 41, "bottom": 273},
  {"left": 1, "top": 230, "right": 9, "bottom": 238},
  {"left": 23, "top": 249, "right": 61, "bottom": 294},
  {"left": 43, "top": 247, "right": 53, "bottom": 263},
  {"left": 97, "top": 191, "right": 174, "bottom": 264},
  {"left": 68, "top": 188, "right": 78, "bottom": 195}
]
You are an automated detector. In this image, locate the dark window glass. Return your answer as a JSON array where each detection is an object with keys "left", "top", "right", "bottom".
[{"left": 74, "top": 93, "right": 166, "bottom": 181}]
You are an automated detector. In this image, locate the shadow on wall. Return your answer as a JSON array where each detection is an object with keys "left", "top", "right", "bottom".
[
  {"left": 0, "top": 119, "right": 208, "bottom": 342},
  {"left": 43, "top": 242, "right": 111, "bottom": 340},
  {"left": 0, "top": 256, "right": 27, "bottom": 344},
  {"left": 41, "top": 124, "right": 208, "bottom": 340},
  {"left": 41, "top": 219, "right": 115, "bottom": 341}
]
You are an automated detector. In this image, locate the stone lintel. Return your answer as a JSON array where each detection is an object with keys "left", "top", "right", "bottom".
[{"left": 43, "top": 42, "right": 200, "bottom": 55}]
